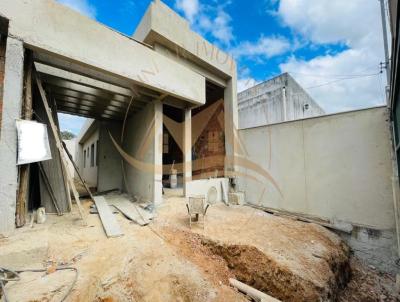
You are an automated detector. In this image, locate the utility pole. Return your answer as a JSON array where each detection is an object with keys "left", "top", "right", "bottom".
[{"left": 379, "top": 0, "right": 391, "bottom": 84}]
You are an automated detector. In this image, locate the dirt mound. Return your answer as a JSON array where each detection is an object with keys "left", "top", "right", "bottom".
[
  {"left": 203, "top": 239, "right": 350, "bottom": 302},
  {"left": 162, "top": 227, "right": 351, "bottom": 302}
]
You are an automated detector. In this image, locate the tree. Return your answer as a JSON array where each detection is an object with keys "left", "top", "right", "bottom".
[{"left": 61, "top": 130, "right": 76, "bottom": 140}]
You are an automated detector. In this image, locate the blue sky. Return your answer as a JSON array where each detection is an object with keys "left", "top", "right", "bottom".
[{"left": 57, "top": 0, "right": 388, "bottom": 134}]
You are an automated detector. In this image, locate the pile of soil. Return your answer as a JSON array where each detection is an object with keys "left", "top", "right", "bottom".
[{"left": 162, "top": 227, "right": 351, "bottom": 302}]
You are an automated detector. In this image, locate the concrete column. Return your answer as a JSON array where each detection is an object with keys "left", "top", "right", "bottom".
[
  {"left": 183, "top": 109, "right": 192, "bottom": 197},
  {"left": 0, "top": 37, "right": 24, "bottom": 234},
  {"left": 224, "top": 63, "right": 238, "bottom": 177},
  {"left": 153, "top": 100, "right": 163, "bottom": 205}
]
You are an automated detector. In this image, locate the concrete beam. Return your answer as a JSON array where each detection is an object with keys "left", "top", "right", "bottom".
[
  {"left": 134, "top": 1, "right": 235, "bottom": 79},
  {"left": 35, "top": 62, "right": 133, "bottom": 96},
  {"left": 0, "top": 37, "right": 24, "bottom": 234},
  {"left": 0, "top": 0, "right": 205, "bottom": 105}
]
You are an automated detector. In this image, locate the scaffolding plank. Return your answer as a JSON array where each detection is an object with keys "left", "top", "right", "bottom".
[
  {"left": 107, "top": 198, "right": 152, "bottom": 226},
  {"left": 93, "top": 196, "right": 123, "bottom": 237}
]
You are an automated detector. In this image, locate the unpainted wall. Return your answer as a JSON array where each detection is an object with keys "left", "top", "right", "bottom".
[
  {"left": 237, "top": 106, "right": 394, "bottom": 229},
  {"left": 97, "top": 122, "right": 122, "bottom": 192},
  {"left": 123, "top": 103, "right": 155, "bottom": 201},
  {"left": 0, "top": 37, "right": 24, "bottom": 234},
  {"left": 237, "top": 106, "right": 397, "bottom": 272}
]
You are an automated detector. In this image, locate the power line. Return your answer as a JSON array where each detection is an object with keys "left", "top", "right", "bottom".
[
  {"left": 287, "top": 67, "right": 381, "bottom": 79},
  {"left": 305, "top": 72, "right": 381, "bottom": 89}
]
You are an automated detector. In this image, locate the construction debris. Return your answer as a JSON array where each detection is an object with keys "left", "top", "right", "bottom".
[{"left": 107, "top": 196, "right": 153, "bottom": 226}]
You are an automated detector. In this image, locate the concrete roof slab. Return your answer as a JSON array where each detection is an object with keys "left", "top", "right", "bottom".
[{"left": 0, "top": 0, "right": 206, "bottom": 105}]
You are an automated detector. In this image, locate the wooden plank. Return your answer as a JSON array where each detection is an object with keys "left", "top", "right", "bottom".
[
  {"left": 38, "top": 162, "right": 62, "bottom": 215},
  {"left": 16, "top": 52, "right": 33, "bottom": 227},
  {"left": 229, "top": 279, "right": 281, "bottom": 302},
  {"left": 35, "top": 72, "right": 86, "bottom": 224},
  {"left": 89, "top": 204, "right": 119, "bottom": 214},
  {"left": 35, "top": 97, "right": 70, "bottom": 213},
  {"left": 107, "top": 198, "right": 152, "bottom": 226},
  {"left": 246, "top": 204, "right": 353, "bottom": 234},
  {"left": 93, "top": 196, "right": 123, "bottom": 237}
]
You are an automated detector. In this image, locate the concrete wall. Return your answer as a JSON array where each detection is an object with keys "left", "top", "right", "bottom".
[
  {"left": 134, "top": 0, "right": 234, "bottom": 79},
  {"left": 97, "top": 122, "right": 122, "bottom": 192},
  {"left": 123, "top": 103, "right": 156, "bottom": 201},
  {"left": 0, "top": 37, "right": 24, "bottom": 234},
  {"left": 238, "top": 73, "right": 324, "bottom": 129},
  {"left": 237, "top": 106, "right": 397, "bottom": 272},
  {"left": 81, "top": 130, "right": 99, "bottom": 188}
]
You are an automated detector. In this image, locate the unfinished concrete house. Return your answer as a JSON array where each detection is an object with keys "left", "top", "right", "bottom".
[
  {"left": 238, "top": 73, "right": 325, "bottom": 129},
  {"left": 0, "top": 0, "right": 238, "bottom": 231},
  {"left": 0, "top": 0, "right": 399, "bottom": 301}
]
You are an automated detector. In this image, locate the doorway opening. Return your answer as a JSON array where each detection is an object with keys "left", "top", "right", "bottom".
[{"left": 192, "top": 81, "right": 225, "bottom": 180}]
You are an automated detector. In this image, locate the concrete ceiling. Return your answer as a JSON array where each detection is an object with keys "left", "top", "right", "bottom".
[{"left": 34, "top": 61, "right": 156, "bottom": 121}]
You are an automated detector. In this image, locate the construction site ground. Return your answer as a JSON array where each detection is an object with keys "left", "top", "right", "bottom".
[{"left": 0, "top": 189, "right": 398, "bottom": 302}]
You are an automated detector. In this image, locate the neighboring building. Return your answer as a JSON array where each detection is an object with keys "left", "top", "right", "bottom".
[{"left": 238, "top": 73, "right": 325, "bottom": 129}]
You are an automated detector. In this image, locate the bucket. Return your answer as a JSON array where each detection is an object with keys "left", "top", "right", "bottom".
[{"left": 36, "top": 207, "right": 46, "bottom": 224}]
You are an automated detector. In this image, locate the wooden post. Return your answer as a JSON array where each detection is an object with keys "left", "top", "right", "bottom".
[
  {"left": 34, "top": 71, "right": 86, "bottom": 225},
  {"left": 38, "top": 162, "right": 62, "bottom": 215},
  {"left": 15, "top": 53, "right": 33, "bottom": 227}
]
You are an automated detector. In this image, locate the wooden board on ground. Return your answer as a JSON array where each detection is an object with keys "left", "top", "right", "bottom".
[
  {"left": 93, "top": 196, "right": 123, "bottom": 237},
  {"left": 229, "top": 278, "right": 281, "bottom": 302},
  {"left": 107, "top": 198, "right": 153, "bottom": 226},
  {"left": 90, "top": 204, "right": 119, "bottom": 214}
]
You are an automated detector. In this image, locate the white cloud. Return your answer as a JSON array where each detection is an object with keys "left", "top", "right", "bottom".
[
  {"left": 277, "top": 0, "right": 381, "bottom": 48},
  {"left": 175, "top": 0, "right": 234, "bottom": 46},
  {"left": 276, "top": 0, "right": 387, "bottom": 113},
  {"left": 58, "top": 113, "right": 87, "bottom": 135},
  {"left": 210, "top": 9, "right": 234, "bottom": 45},
  {"left": 280, "top": 52, "right": 385, "bottom": 113},
  {"left": 237, "top": 77, "right": 260, "bottom": 93},
  {"left": 232, "top": 35, "right": 290, "bottom": 60},
  {"left": 175, "top": 0, "right": 199, "bottom": 23},
  {"left": 57, "top": 0, "right": 96, "bottom": 19}
]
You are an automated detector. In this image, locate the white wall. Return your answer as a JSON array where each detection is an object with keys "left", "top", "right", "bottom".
[
  {"left": 81, "top": 129, "right": 99, "bottom": 187},
  {"left": 237, "top": 107, "right": 395, "bottom": 230},
  {"left": 97, "top": 122, "right": 123, "bottom": 192}
]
